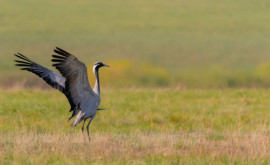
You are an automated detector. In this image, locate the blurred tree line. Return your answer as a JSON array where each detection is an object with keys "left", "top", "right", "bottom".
[
  {"left": 3, "top": 60, "right": 270, "bottom": 89},
  {"left": 90, "top": 60, "right": 270, "bottom": 88}
]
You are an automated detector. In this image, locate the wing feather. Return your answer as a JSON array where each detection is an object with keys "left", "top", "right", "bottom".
[
  {"left": 51, "top": 47, "right": 96, "bottom": 116},
  {"left": 14, "top": 53, "right": 66, "bottom": 93}
]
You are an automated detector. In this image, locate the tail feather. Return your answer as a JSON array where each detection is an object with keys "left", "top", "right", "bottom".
[
  {"left": 97, "top": 108, "right": 107, "bottom": 111},
  {"left": 68, "top": 107, "right": 79, "bottom": 121},
  {"left": 71, "top": 111, "right": 85, "bottom": 127}
]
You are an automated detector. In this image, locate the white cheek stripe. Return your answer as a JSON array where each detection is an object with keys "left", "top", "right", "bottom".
[{"left": 93, "top": 65, "right": 97, "bottom": 73}]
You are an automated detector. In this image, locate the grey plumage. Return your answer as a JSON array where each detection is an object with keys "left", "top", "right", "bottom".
[
  {"left": 14, "top": 47, "right": 109, "bottom": 140},
  {"left": 14, "top": 53, "right": 66, "bottom": 93}
]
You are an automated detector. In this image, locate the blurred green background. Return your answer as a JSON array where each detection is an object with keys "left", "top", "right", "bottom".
[{"left": 1, "top": 0, "right": 270, "bottom": 88}]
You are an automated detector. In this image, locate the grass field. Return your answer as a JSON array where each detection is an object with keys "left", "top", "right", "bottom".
[
  {"left": 2, "top": 88, "right": 270, "bottom": 164},
  {"left": 2, "top": 0, "right": 270, "bottom": 164},
  {"left": 1, "top": 0, "right": 270, "bottom": 87}
]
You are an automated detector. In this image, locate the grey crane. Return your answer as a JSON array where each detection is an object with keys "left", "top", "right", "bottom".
[{"left": 14, "top": 47, "right": 109, "bottom": 140}]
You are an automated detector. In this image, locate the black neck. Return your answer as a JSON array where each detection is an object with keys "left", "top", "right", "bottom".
[{"left": 94, "top": 68, "right": 100, "bottom": 95}]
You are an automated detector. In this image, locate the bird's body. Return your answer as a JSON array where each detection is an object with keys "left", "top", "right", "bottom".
[{"left": 14, "top": 47, "right": 109, "bottom": 140}]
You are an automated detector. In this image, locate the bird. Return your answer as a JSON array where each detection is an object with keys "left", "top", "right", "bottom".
[{"left": 14, "top": 47, "right": 110, "bottom": 140}]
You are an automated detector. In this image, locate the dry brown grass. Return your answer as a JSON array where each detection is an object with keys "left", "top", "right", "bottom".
[
  {"left": 1, "top": 130, "right": 270, "bottom": 162},
  {"left": 3, "top": 89, "right": 270, "bottom": 164}
]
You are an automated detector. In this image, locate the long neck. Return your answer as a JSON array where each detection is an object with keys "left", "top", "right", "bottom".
[{"left": 93, "top": 69, "right": 100, "bottom": 95}]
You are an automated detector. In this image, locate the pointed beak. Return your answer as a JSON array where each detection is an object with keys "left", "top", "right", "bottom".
[{"left": 104, "top": 64, "right": 110, "bottom": 67}]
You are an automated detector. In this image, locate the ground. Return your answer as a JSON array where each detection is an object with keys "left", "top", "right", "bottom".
[{"left": 1, "top": 88, "right": 270, "bottom": 164}]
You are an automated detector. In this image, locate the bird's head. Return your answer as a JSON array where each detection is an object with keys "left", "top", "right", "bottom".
[{"left": 93, "top": 62, "right": 110, "bottom": 73}]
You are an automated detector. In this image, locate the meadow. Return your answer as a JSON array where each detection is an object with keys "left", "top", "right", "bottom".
[
  {"left": 2, "top": 88, "right": 270, "bottom": 164},
  {"left": 2, "top": 0, "right": 270, "bottom": 164},
  {"left": 1, "top": 0, "right": 270, "bottom": 88}
]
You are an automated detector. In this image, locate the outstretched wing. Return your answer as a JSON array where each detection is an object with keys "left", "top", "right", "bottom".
[
  {"left": 14, "top": 53, "right": 66, "bottom": 92},
  {"left": 51, "top": 47, "right": 96, "bottom": 112}
]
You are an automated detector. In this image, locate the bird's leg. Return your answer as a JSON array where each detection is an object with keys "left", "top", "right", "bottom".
[
  {"left": 81, "top": 119, "right": 86, "bottom": 133},
  {"left": 86, "top": 116, "right": 94, "bottom": 141}
]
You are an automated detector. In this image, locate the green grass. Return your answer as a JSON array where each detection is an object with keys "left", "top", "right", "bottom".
[
  {"left": 2, "top": 89, "right": 270, "bottom": 164},
  {"left": 3, "top": 88, "right": 270, "bottom": 133},
  {"left": 1, "top": 0, "right": 270, "bottom": 87}
]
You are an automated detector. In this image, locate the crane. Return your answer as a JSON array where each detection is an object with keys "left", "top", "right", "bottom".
[{"left": 14, "top": 47, "right": 109, "bottom": 140}]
